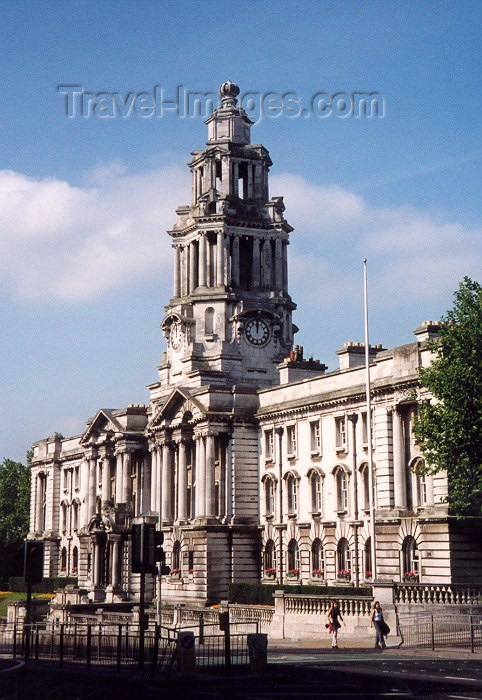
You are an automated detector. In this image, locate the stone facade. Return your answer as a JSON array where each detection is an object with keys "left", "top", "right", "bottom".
[{"left": 29, "top": 82, "right": 482, "bottom": 606}]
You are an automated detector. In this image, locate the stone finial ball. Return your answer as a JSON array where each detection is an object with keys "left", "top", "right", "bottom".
[{"left": 220, "top": 81, "right": 240, "bottom": 98}]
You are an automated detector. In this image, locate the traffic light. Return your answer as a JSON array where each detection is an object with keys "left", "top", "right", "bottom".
[
  {"left": 24, "top": 540, "right": 45, "bottom": 585},
  {"left": 131, "top": 523, "right": 156, "bottom": 573}
]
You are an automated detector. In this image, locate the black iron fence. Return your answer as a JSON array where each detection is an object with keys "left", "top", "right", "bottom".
[
  {"left": 0, "top": 622, "right": 256, "bottom": 674},
  {"left": 399, "top": 614, "right": 482, "bottom": 652}
]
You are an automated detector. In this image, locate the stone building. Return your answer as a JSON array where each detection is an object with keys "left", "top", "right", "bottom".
[{"left": 29, "top": 82, "right": 481, "bottom": 605}]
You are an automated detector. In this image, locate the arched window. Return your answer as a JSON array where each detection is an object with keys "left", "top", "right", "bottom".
[
  {"left": 60, "top": 547, "right": 67, "bottom": 573},
  {"left": 287, "top": 539, "right": 300, "bottom": 575},
  {"left": 402, "top": 536, "right": 419, "bottom": 581},
  {"left": 359, "top": 463, "right": 370, "bottom": 511},
  {"left": 172, "top": 541, "right": 181, "bottom": 573},
  {"left": 310, "top": 472, "right": 322, "bottom": 513},
  {"left": 287, "top": 475, "right": 298, "bottom": 515},
  {"left": 205, "top": 307, "right": 215, "bottom": 335},
  {"left": 335, "top": 468, "right": 349, "bottom": 512},
  {"left": 61, "top": 503, "right": 68, "bottom": 532},
  {"left": 72, "top": 546, "right": 79, "bottom": 574},
  {"left": 337, "top": 538, "right": 351, "bottom": 579},
  {"left": 264, "top": 539, "right": 276, "bottom": 575},
  {"left": 72, "top": 501, "right": 79, "bottom": 531},
  {"left": 265, "top": 477, "right": 275, "bottom": 517},
  {"left": 364, "top": 537, "right": 372, "bottom": 579},
  {"left": 311, "top": 538, "right": 324, "bottom": 577}
]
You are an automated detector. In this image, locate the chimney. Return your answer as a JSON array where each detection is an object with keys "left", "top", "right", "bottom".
[
  {"left": 413, "top": 320, "right": 442, "bottom": 342},
  {"left": 336, "top": 342, "right": 385, "bottom": 370},
  {"left": 278, "top": 346, "right": 327, "bottom": 384}
]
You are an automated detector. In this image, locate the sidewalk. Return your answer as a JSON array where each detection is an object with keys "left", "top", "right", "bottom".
[{"left": 269, "top": 635, "right": 482, "bottom": 659}]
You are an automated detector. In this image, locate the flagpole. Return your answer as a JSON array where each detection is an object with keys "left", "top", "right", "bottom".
[{"left": 363, "top": 258, "right": 377, "bottom": 581}]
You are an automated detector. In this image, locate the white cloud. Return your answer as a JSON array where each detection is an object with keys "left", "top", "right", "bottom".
[
  {"left": 0, "top": 162, "right": 189, "bottom": 301},
  {"left": 272, "top": 173, "right": 482, "bottom": 308}
]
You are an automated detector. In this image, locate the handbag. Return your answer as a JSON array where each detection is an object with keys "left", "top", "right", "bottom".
[{"left": 380, "top": 620, "right": 390, "bottom": 636}]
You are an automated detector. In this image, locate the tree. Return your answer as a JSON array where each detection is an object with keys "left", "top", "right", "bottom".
[
  {"left": 414, "top": 277, "right": 482, "bottom": 516},
  {"left": 0, "top": 457, "right": 31, "bottom": 586}
]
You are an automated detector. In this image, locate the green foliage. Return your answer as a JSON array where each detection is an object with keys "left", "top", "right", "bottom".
[
  {"left": 414, "top": 277, "right": 482, "bottom": 516},
  {"left": 0, "top": 458, "right": 31, "bottom": 544},
  {"left": 228, "top": 583, "right": 372, "bottom": 606},
  {"left": 8, "top": 576, "right": 78, "bottom": 593}
]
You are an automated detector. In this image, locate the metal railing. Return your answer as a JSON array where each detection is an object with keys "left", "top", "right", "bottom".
[{"left": 398, "top": 614, "right": 482, "bottom": 652}]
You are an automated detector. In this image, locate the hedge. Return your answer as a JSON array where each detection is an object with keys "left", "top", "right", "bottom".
[
  {"left": 228, "top": 583, "right": 372, "bottom": 606},
  {"left": 8, "top": 577, "right": 78, "bottom": 593}
]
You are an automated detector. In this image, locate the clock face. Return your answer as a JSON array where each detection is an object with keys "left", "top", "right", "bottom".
[
  {"left": 245, "top": 318, "right": 270, "bottom": 347},
  {"left": 170, "top": 322, "right": 183, "bottom": 351}
]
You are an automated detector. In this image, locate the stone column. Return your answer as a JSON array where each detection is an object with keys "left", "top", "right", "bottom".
[
  {"left": 275, "top": 238, "right": 283, "bottom": 291},
  {"left": 173, "top": 245, "right": 181, "bottom": 297},
  {"left": 195, "top": 434, "right": 206, "bottom": 518},
  {"left": 35, "top": 474, "right": 42, "bottom": 531},
  {"left": 262, "top": 239, "right": 272, "bottom": 290},
  {"left": 122, "top": 452, "right": 132, "bottom": 506},
  {"left": 92, "top": 542, "right": 100, "bottom": 586},
  {"left": 115, "top": 450, "right": 123, "bottom": 504},
  {"left": 282, "top": 241, "right": 288, "bottom": 292},
  {"left": 111, "top": 539, "right": 119, "bottom": 588},
  {"left": 222, "top": 157, "right": 230, "bottom": 195},
  {"left": 216, "top": 231, "right": 224, "bottom": 286},
  {"left": 247, "top": 163, "right": 254, "bottom": 198},
  {"left": 232, "top": 235, "right": 240, "bottom": 288},
  {"left": 218, "top": 435, "right": 227, "bottom": 520},
  {"left": 205, "top": 432, "right": 216, "bottom": 518},
  {"left": 189, "top": 242, "right": 197, "bottom": 292},
  {"left": 87, "top": 453, "right": 97, "bottom": 519},
  {"left": 177, "top": 439, "right": 188, "bottom": 521},
  {"left": 198, "top": 235, "right": 207, "bottom": 287},
  {"left": 162, "top": 442, "right": 173, "bottom": 523},
  {"left": 251, "top": 238, "right": 261, "bottom": 290},
  {"left": 392, "top": 406, "right": 407, "bottom": 508},
  {"left": 80, "top": 460, "right": 89, "bottom": 526},
  {"left": 101, "top": 452, "right": 111, "bottom": 505},
  {"left": 150, "top": 445, "right": 158, "bottom": 513},
  {"left": 232, "top": 161, "right": 239, "bottom": 197},
  {"left": 224, "top": 236, "right": 231, "bottom": 286}
]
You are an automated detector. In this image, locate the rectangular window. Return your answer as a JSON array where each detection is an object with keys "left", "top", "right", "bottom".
[
  {"left": 287, "top": 425, "right": 297, "bottom": 456},
  {"left": 264, "top": 429, "right": 274, "bottom": 461},
  {"left": 341, "top": 473, "right": 348, "bottom": 510},
  {"left": 74, "top": 466, "right": 80, "bottom": 490},
  {"left": 335, "top": 416, "right": 347, "bottom": 450},
  {"left": 310, "top": 420, "right": 321, "bottom": 453},
  {"left": 188, "top": 550, "right": 194, "bottom": 574},
  {"left": 361, "top": 412, "right": 368, "bottom": 446}
]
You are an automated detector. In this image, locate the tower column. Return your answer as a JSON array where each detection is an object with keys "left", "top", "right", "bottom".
[
  {"left": 114, "top": 450, "right": 123, "bottom": 503},
  {"left": 189, "top": 242, "right": 197, "bottom": 292},
  {"left": 122, "top": 451, "right": 132, "bottom": 506},
  {"left": 222, "top": 156, "right": 230, "bottom": 195},
  {"left": 80, "top": 460, "right": 89, "bottom": 525},
  {"left": 177, "top": 439, "right": 188, "bottom": 521},
  {"left": 216, "top": 231, "right": 224, "bottom": 286},
  {"left": 393, "top": 406, "right": 407, "bottom": 508},
  {"left": 162, "top": 442, "right": 173, "bottom": 523},
  {"left": 199, "top": 235, "right": 207, "bottom": 287},
  {"left": 252, "top": 237, "right": 261, "bottom": 290},
  {"left": 195, "top": 434, "right": 206, "bottom": 518},
  {"left": 101, "top": 451, "right": 111, "bottom": 505},
  {"left": 205, "top": 432, "right": 216, "bottom": 518},
  {"left": 275, "top": 238, "right": 283, "bottom": 291},
  {"left": 262, "top": 239, "right": 272, "bottom": 290},
  {"left": 173, "top": 245, "right": 181, "bottom": 297},
  {"left": 87, "top": 452, "right": 97, "bottom": 519},
  {"left": 247, "top": 163, "right": 254, "bottom": 198},
  {"left": 282, "top": 241, "right": 288, "bottom": 292},
  {"left": 232, "top": 161, "right": 239, "bottom": 197},
  {"left": 232, "top": 235, "right": 240, "bottom": 287},
  {"left": 150, "top": 444, "right": 158, "bottom": 513}
]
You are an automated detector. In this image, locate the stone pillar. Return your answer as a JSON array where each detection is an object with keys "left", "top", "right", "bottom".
[
  {"left": 393, "top": 407, "right": 407, "bottom": 508},
  {"left": 252, "top": 238, "right": 261, "bottom": 290},
  {"left": 195, "top": 434, "right": 206, "bottom": 518},
  {"left": 205, "top": 433, "right": 216, "bottom": 518},
  {"left": 216, "top": 231, "right": 224, "bottom": 286},
  {"left": 219, "top": 435, "right": 227, "bottom": 520},
  {"left": 122, "top": 452, "right": 132, "bottom": 506},
  {"left": 275, "top": 238, "right": 283, "bottom": 291},
  {"left": 80, "top": 460, "right": 89, "bottom": 526},
  {"left": 198, "top": 235, "right": 207, "bottom": 287},
  {"left": 232, "top": 235, "right": 240, "bottom": 288},
  {"left": 232, "top": 161, "right": 239, "bottom": 197},
  {"left": 88, "top": 454, "right": 97, "bottom": 519},
  {"left": 111, "top": 539, "right": 119, "bottom": 588},
  {"left": 92, "top": 542, "right": 100, "bottom": 586},
  {"left": 115, "top": 450, "right": 123, "bottom": 504},
  {"left": 173, "top": 245, "right": 181, "bottom": 297},
  {"left": 177, "top": 439, "right": 188, "bottom": 522},
  {"left": 150, "top": 445, "right": 158, "bottom": 513},
  {"left": 140, "top": 452, "right": 150, "bottom": 514},
  {"left": 101, "top": 453, "right": 111, "bottom": 505},
  {"left": 189, "top": 242, "right": 197, "bottom": 292},
  {"left": 282, "top": 241, "right": 288, "bottom": 292},
  {"left": 262, "top": 239, "right": 272, "bottom": 290},
  {"left": 247, "top": 163, "right": 254, "bottom": 198},
  {"left": 222, "top": 157, "right": 230, "bottom": 195},
  {"left": 162, "top": 442, "right": 173, "bottom": 523}
]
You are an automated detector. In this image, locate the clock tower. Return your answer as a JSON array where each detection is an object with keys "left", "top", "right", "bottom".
[{"left": 151, "top": 81, "right": 296, "bottom": 401}]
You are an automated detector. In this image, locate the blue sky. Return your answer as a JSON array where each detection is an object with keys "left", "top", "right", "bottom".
[{"left": 1, "top": 0, "right": 481, "bottom": 462}]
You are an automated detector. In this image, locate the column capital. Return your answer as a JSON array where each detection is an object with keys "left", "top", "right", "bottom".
[
  {"left": 274, "top": 426, "right": 284, "bottom": 436},
  {"left": 84, "top": 449, "right": 98, "bottom": 461},
  {"left": 347, "top": 413, "right": 358, "bottom": 424}
]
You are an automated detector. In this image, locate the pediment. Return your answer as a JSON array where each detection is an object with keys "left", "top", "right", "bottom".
[
  {"left": 148, "top": 388, "right": 206, "bottom": 429},
  {"left": 81, "top": 409, "right": 124, "bottom": 444}
]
